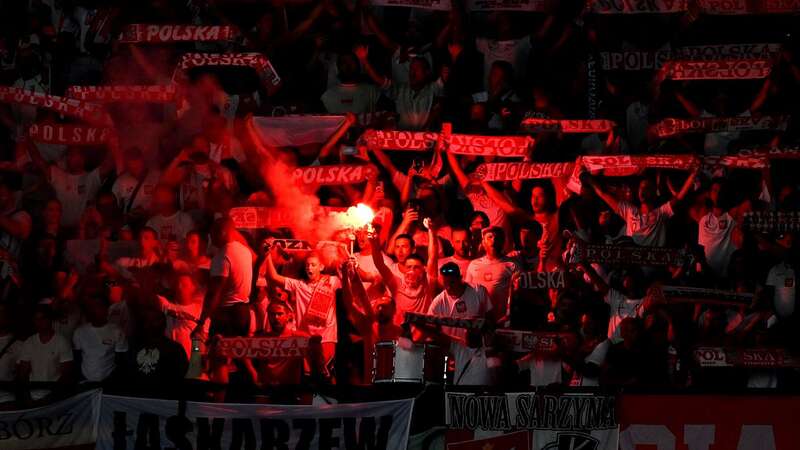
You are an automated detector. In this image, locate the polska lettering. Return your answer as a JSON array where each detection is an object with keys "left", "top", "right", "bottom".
[
  {"left": 600, "top": 51, "right": 672, "bottom": 70},
  {"left": 404, "top": 312, "right": 485, "bottom": 330},
  {"left": 592, "top": 0, "right": 689, "bottom": 13},
  {"left": 292, "top": 164, "right": 377, "bottom": 186},
  {"left": 270, "top": 239, "right": 313, "bottom": 252},
  {"left": 447, "top": 134, "right": 532, "bottom": 157},
  {"left": 66, "top": 85, "right": 177, "bottom": 103},
  {"left": 446, "top": 392, "right": 617, "bottom": 431},
  {"left": 738, "top": 145, "right": 800, "bottom": 159},
  {"left": 361, "top": 129, "right": 437, "bottom": 151},
  {"left": 0, "top": 413, "right": 74, "bottom": 440},
  {"left": 473, "top": 162, "right": 574, "bottom": 181},
  {"left": 178, "top": 53, "right": 281, "bottom": 86},
  {"left": 661, "top": 285, "right": 754, "bottom": 306},
  {"left": 517, "top": 271, "right": 566, "bottom": 289},
  {"left": 119, "top": 24, "right": 238, "bottom": 43},
  {"left": 521, "top": 118, "right": 616, "bottom": 133},
  {"left": 0, "top": 87, "right": 110, "bottom": 125},
  {"left": 694, "top": 347, "right": 797, "bottom": 368},
  {"left": 28, "top": 123, "right": 112, "bottom": 145},
  {"left": 575, "top": 243, "right": 688, "bottom": 266},
  {"left": 216, "top": 337, "right": 309, "bottom": 359},
  {"left": 699, "top": 0, "right": 800, "bottom": 14},
  {"left": 371, "top": 0, "right": 452, "bottom": 10},
  {"left": 666, "top": 59, "right": 771, "bottom": 80},
  {"left": 742, "top": 211, "right": 800, "bottom": 232},
  {"left": 229, "top": 207, "right": 294, "bottom": 229},
  {"left": 653, "top": 115, "right": 790, "bottom": 137}
]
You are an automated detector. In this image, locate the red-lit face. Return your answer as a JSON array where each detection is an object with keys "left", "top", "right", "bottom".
[
  {"left": 452, "top": 230, "right": 470, "bottom": 258},
  {"left": 404, "top": 258, "right": 425, "bottom": 286},
  {"left": 306, "top": 256, "right": 323, "bottom": 282},
  {"left": 531, "top": 187, "right": 548, "bottom": 213},
  {"left": 395, "top": 238, "right": 413, "bottom": 263}
]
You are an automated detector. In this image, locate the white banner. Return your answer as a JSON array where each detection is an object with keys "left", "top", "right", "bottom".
[
  {"left": 467, "top": 0, "right": 548, "bottom": 11},
  {"left": 98, "top": 395, "right": 414, "bottom": 450},
  {"left": 251, "top": 115, "right": 346, "bottom": 148},
  {"left": 446, "top": 392, "right": 618, "bottom": 450},
  {"left": 591, "top": 0, "right": 688, "bottom": 14},
  {"left": 372, "top": 0, "right": 452, "bottom": 10},
  {"left": 0, "top": 389, "right": 100, "bottom": 450}
]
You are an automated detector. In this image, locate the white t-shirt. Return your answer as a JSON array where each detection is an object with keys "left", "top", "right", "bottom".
[
  {"left": 111, "top": 170, "right": 161, "bottom": 213},
  {"left": 450, "top": 342, "right": 499, "bottom": 386},
  {"left": 160, "top": 296, "right": 207, "bottom": 358},
  {"left": 18, "top": 333, "right": 73, "bottom": 382},
  {"left": 210, "top": 241, "right": 253, "bottom": 306},
  {"left": 146, "top": 211, "right": 195, "bottom": 243},
  {"left": 464, "top": 256, "right": 519, "bottom": 312},
  {"left": 698, "top": 212, "right": 737, "bottom": 276},
  {"left": 321, "top": 83, "right": 380, "bottom": 114},
  {"left": 386, "top": 80, "right": 444, "bottom": 130},
  {"left": 49, "top": 166, "right": 102, "bottom": 227},
  {"left": 518, "top": 355, "right": 562, "bottom": 387},
  {"left": 571, "top": 340, "right": 611, "bottom": 387},
  {"left": 73, "top": 322, "right": 128, "bottom": 382},
  {"left": 605, "top": 289, "right": 644, "bottom": 342},
  {"left": 179, "top": 163, "right": 237, "bottom": 211},
  {"left": 475, "top": 37, "right": 532, "bottom": 88},
  {"left": 767, "top": 262, "right": 796, "bottom": 318},
  {"left": 284, "top": 276, "right": 341, "bottom": 344},
  {"left": 617, "top": 201, "right": 674, "bottom": 247},
  {"left": 428, "top": 284, "right": 492, "bottom": 339}
]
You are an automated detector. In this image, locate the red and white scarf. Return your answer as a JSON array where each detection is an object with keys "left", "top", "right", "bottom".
[
  {"left": 292, "top": 164, "right": 378, "bottom": 186},
  {"left": 591, "top": 0, "right": 689, "bottom": 14},
  {"left": 521, "top": 118, "right": 616, "bottom": 133},
  {"left": 467, "top": 0, "right": 547, "bottom": 11},
  {"left": 65, "top": 85, "right": 177, "bottom": 103},
  {"left": 664, "top": 59, "right": 772, "bottom": 80},
  {"left": 177, "top": 53, "right": 280, "bottom": 86},
  {"left": 472, "top": 162, "right": 575, "bottom": 181},
  {"left": 119, "top": 24, "right": 238, "bottom": 43},
  {"left": 447, "top": 133, "right": 533, "bottom": 157},
  {"left": 28, "top": 123, "right": 113, "bottom": 145},
  {"left": 652, "top": 115, "right": 790, "bottom": 137},
  {"left": 0, "top": 87, "right": 111, "bottom": 125},
  {"left": 361, "top": 129, "right": 438, "bottom": 151},
  {"left": 699, "top": 0, "right": 800, "bottom": 14},
  {"left": 738, "top": 145, "right": 800, "bottom": 159}
]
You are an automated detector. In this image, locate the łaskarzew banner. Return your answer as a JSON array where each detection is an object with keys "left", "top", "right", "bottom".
[
  {"left": 98, "top": 395, "right": 414, "bottom": 450},
  {"left": 0, "top": 389, "right": 100, "bottom": 450},
  {"left": 619, "top": 394, "right": 800, "bottom": 449},
  {"left": 446, "top": 391, "right": 618, "bottom": 450}
]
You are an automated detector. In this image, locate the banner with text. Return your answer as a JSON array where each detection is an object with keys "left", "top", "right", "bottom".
[
  {"left": 372, "top": 0, "right": 452, "bottom": 10},
  {"left": 98, "top": 395, "right": 414, "bottom": 450},
  {"left": 591, "top": 0, "right": 688, "bottom": 14},
  {"left": 665, "top": 59, "right": 771, "bottom": 80},
  {"left": 0, "top": 389, "right": 100, "bottom": 450},
  {"left": 28, "top": 123, "right": 112, "bottom": 146},
  {"left": 446, "top": 391, "right": 618, "bottom": 450},
  {"left": 467, "top": 0, "right": 548, "bottom": 11},
  {"left": 699, "top": 0, "right": 800, "bottom": 14},
  {"left": 177, "top": 53, "right": 280, "bottom": 86},
  {"left": 65, "top": 85, "right": 177, "bottom": 103},
  {"left": 119, "top": 24, "right": 238, "bottom": 43}
]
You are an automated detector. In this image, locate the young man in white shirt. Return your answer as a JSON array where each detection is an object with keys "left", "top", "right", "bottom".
[
  {"left": 158, "top": 272, "right": 206, "bottom": 358},
  {"left": 695, "top": 180, "right": 742, "bottom": 277},
  {"left": 438, "top": 227, "right": 474, "bottom": 278},
  {"left": 585, "top": 168, "right": 698, "bottom": 247},
  {"left": 112, "top": 147, "right": 160, "bottom": 219},
  {"left": 766, "top": 232, "right": 797, "bottom": 319},
  {"left": 579, "top": 262, "right": 648, "bottom": 342},
  {"left": 465, "top": 227, "right": 519, "bottom": 316},
  {"left": 146, "top": 184, "right": 195, "bottom": 244},
  {"left": 17, "top": 305, "right": 74, "bottom": 401},
  {"left": 320, "top": 52, "right": 381, "bottom": 115},
  {"left": 73, "top": 297, "right": 128, "bottom": 382},
  {"left": 429, "top": 262, "right": 492, "bottom": 339}
]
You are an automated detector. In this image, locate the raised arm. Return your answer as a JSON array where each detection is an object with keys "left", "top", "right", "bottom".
[
  {"left": 262, "top": 248, "right": 288, "bottom": 288},
  {"left": 582, "top": 172, "right": 620, "bottom": 214},
  {"left": 674, "top": 87, "right": 702, "bottom": 117},
  {"left": 749, "top": 77, "right": 772, "bottom": 114},
  {"left": 370, "top": 228, "right": 398, "bottom": 294},
  {"left": 317, "top": 112, "right": 357, "bottom": 163},
  {"left": 480, "top": 180, "right": 525, "bottom": 217},
  {"left": 446, "top": 150, "right": 470, "bottom": 191},
  {"left": 22, "top": 137, "right": 50, "bottom": 178},
  {"left": 387, "top": 207, "right": 418, "bottom": 255},
  {"left": 360, "top": 2, "right": 399, "bottom": 53},
  {"left": 425, "top": 219, "right": 439, "bottom": 300},
  {"left": 577, "top": 260, "right": 610, "bottom": 296},
  {"left": 354, "top": 45, "right": 390, "bottom": 88}
]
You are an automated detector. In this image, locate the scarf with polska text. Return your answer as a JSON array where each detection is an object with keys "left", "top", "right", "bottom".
[
  {"left": 472, "top": 161, "right": 575, "bottom": 181},
  {"left": 65, "top": 85, "right": 177, "bottom": 103},
  {"left": 699, "top": 0, "right": 800, "bottom": 14},
  {"left": 591, "top": 0, "right": 689, "bottom": 14},
  {"left": 361, "top": 129, "right": 438, "bottom": 151},
  {"left": 177, "top": 53, "right": 280, "bottom": 86},
  {"left": 119, "top": 24, "right": 238, "bottom": 44},
  {"left": 664, "top": 59, "right": 772, "bottom": 80},
  {"left": 520, "top": 118, "right": 616, "bottom": 133},
  {"left": 570, "top": 242, "right": 689, "bottom": 267},
  {"left": 742, "top": 211, "right": 800, "bottom": 232},
  {"left": 0, "top": 87, "right": 111, "bottom": 125},
  {"left": 28, "top": 123, "right": 113, "bottom": 145},
  {"left": 651, "top": 115, "right": 790, "bottom": 137},
  {"left": 738, "top": 145, "right": 800, "bottom": 159}
]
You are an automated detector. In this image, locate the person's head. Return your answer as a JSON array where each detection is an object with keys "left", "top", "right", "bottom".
[
  {"left": 267, "top": 300, "right": 294, "bottom": 334},
  {"left": 336, "top": 52, "right": 360, "bottom": 84},
  {"left": 211, "top": 217, "right": 235, "bottom": 247},
  {"left": 96, "top": 191, "right": 118, "bottom": 220},
  {"left": 469, "top": 211, "right": 490, "bottom": 232},
  {"left": 488, "top": 60, "right": 513, "bottom": 96},
  {"left": 33, "top": 304, "right": 54, "bottom": 335},
  {"left": 403, "top": 254, "right": 426, "bottom": 287},
  {"left": 481, "top": 227, "right": 505, "bottom": 257},
  {"left": 123, "top": 147, "right": 146, "bottom": 178},
  {"left": 175, "top": 272, "right": 197, "bottom": 304},
  {"left": 304, "top": 252, "right": 325, "bottom": 282},
  {"left": 184, "top": 230, "right": 205, "bottom": 258},
  {"left": 43, "top": 198, "right": 62, "bottom": 226},
  {"left": 139, "top": 227, "right": 159, "bottom": 255},
  {"left": 451, "top": 227, "right": 471, "bottom": 259},
  {"left": 355, "top": 229, "right": 370, "bottom": 252},
  {"left": 530, "top": 184, "right": 554, "bottom": 214},
  {"left": 619, "top": 317, "right": 641, "bottom": 348},
  {"left": 152, "top": 184, "right": 177, "bottom": 215},
  {"left": 517, "top": 221, "right": 543, "bottom": 252},
  {"left": 35, "top": 235, "right": 58, "bottom": 267},
  {"left": 395, "top": 234, "right": 414, "bottom": 264},
  {"left": 375, "top": 296, "right": 396, "bottom": 325},
  {"left": 409, "top": 56, "right": 431, "bottom": 90},
  {"left": 83, "top": 297, "right": 109, "bottom": 327},
  {"left": 439, "top": 262, "right": 463, "bottom": 293},
  {"left": 532, "top": 86, "right": 551, "bottom": 111},
  {"left": 637, "top": 178, "right": 658, "bottom": 205},
  {"left": 64, "top": 146, "right": 86, "bottom": 173}
]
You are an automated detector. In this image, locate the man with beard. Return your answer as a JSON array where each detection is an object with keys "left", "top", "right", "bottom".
[
  {"left": 371, "top": 221, "right": 438, "bottom": 325},
  {"left": 465, "top": 227, "right": 519, "bottom": 317},
  {"left": 438, "top": 227, "right": 474, "bottom": 277}
]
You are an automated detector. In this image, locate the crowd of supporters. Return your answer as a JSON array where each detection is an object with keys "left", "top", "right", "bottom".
[{"left": 0, "top": 0, "right": 798, "bottom": 406}]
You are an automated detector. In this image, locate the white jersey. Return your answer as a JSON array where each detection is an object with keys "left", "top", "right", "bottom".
[{"left": 698, "top": 212, "right": 737, "bottom": 276}]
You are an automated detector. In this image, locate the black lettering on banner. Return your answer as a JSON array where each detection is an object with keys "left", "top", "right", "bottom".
[
  {"left": 448, "top": 394, "right": 466, "bottom": 429},
  {"left": 113, "top": 411, "right": 131, "bottom": 450},
  {"left": 135, "top": 413, "right": 161, "bottom": 450},
  {"left": 12, "top": 416, "right": 34, "bottom": 439},
  {"left": 196, "top": 417, "right": 225, "bottom": 450},
  {"left": 343, "top": 416, "right": 393, "bottom": 450},
  {"left": 260, "top": 419, "right": 290, "bottom": 450},
  {"left": 543, "top": 395, "right": 557, "bottom": 429},
  {"left": 573, "top": 397, "right": 588, "bottom": 430},
  {"left": 230, "top": 418, "right": 256, "bottom": 450},
  {"left": 318, "top": 418, "right": 340, "bottom": 450},
  {"left": 292, "top": 418, "right": 316, "bottom": 450},
  {"left": 557, "top": 397, "right": 572, "bottom": 429},
  {"left": 34, "top": 416, "right": 54, "bottom": 438},
  {"left": 585, "top": 397, "right": 602, "bottom": 429},
  {"left": 514, "top": 394, "right": 530, "bottom": 429}
]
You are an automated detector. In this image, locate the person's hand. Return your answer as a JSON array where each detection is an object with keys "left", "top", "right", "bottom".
[
  {"left": 401, "top": 208, "right": 419, "bottom": 226},
  {"left": 354, "top": 44, "right": 369, "bottom": 62}
]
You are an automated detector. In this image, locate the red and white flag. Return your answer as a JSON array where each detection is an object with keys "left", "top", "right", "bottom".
[
  {"left": 177, "top": 53, "right": 280, "bottom": 86},
  {"left": 665, "top": 59, "right": 772, "bottom": 80},
  {"left": 292, "top": 164, "right": 378, "bottom": 186},
  {"left": 119, "top": 24, "right": 238, "bottom": 43},
  {"left": 251, "top": 115, "right": 347, "bottom": 148},
  {"left": 28, "top": 123, "right": 113, "bottom": 145},
  {"left": 65, "top": 85, "right": 177, "bottom": 103},
  {"left": 0, "top": 87, "right": 111, "bottom": 125}
]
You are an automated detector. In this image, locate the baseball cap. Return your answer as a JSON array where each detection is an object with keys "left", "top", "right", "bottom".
[{"left": 439, "top": 261, "right": 461, "bottom": 277}]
